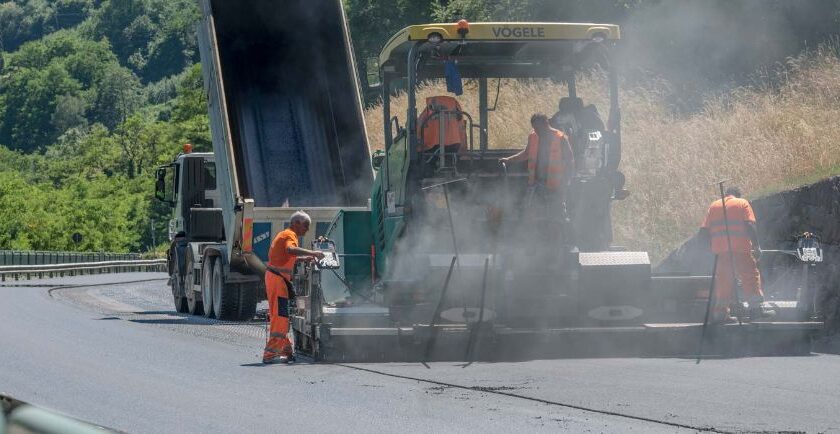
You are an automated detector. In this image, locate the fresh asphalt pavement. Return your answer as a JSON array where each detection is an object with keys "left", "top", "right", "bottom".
[{"left": 1, "top": 273, "right": 838, "bottom": 433}]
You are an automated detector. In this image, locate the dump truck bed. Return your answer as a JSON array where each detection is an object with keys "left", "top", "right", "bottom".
[{"left": 197, "top": 0, "right": 372, "bottom": 255}]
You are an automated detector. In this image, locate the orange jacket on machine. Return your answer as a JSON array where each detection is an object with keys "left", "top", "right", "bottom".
[
  {"left": 417, "top": 96, "right": 468, "bottom": 152},
  {"left": 701, "top": 195, "right": 756, "bottom": 254},
  {"left": 263, "top": 228, "right": 298, "bottom": 361},
  {"left": 526, "top": 128, "right": 570, "bottom": 191}
]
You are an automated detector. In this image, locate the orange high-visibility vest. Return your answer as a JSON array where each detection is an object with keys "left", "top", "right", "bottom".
[
  {"left": 417, "top": 96, "right": 467, "bottom": 152},
  {"left": 267, "top": 228, "right": 298, "bottom": 280},
  {"left": 527, "top": 128, "right": 568, "bottom": 190},
  {"left": 701, "top": 196, "right": 756, "bottom": 254}
]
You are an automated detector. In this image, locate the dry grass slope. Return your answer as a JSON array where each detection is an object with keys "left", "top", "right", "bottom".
[{"left": 363, "top": 47, "right": 840, "bottom": 261}]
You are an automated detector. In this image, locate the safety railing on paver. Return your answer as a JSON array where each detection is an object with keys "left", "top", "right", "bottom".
[{"left": 0, "top": 259, "right": 166, "bottom": 281}]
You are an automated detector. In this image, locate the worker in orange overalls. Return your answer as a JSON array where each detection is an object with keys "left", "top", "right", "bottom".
[
  {"left": 699, "top": 186, "right": 769, "bottom": 321},
  {"left": 499, "top": 113, "right": 575, "bottom": 243},
  {"left": 263, "top": 211, "right": 324, "bottom": 364}
]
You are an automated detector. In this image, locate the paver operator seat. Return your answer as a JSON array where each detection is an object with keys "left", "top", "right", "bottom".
[{"left": 417, "top": 95, "right": 469, "bottom": 170}]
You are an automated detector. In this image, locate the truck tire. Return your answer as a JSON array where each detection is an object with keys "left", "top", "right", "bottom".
[
  {"left": 212, "top": 262, "right": 238, "bottom": 320},
  {"left": 173, "top": 290, "right": 188, "bottom": 313},
  {"left": 236, "top": 284, "right": 257, "bottom": 321},
  {"left": 172, "top": 271, "right": 189, "bottom": 314},
  {"left": 201, "top": 256, "right": 216, "bottom": 319},
  {"left": 170, "top": 247, "right": 188, "bottom": 313},
  {"left": 185, "top": 250, "right": 204, "bottom": 316}
]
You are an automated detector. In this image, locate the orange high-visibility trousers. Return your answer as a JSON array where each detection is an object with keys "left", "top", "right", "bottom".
[
  {"left": 263, "top": 272, "right": 293, "bottom": 360},
  {"left": 713, "top": 252, "right": 763, "bottom": 316}
]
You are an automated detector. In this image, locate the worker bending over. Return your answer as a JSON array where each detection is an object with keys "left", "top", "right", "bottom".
[
  {"left": 263, "top": 211, "right": 324, "bottom": 364},
  {"left": 500, "top": 113, "right": 574, "bottom": 240},
  {"left": 698, "top": 186, "right": 769, "bottom": 321}
]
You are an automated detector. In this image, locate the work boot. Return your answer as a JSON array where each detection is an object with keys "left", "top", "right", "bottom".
[
  {"left": 262, "top": 354, "right": 294, "bottom": 364},
  {"left": 710, "top": 306, "right": 737, "bottom": 324},
  {"left": 729, "top": 302, "right": 749, "bottom": 320},
  {"left": 262, "top": 345, "right": 294, "bottom": 364},
  {"left": 750, "top": 303, "right": 777, "bottom": 319},
  {"left": 747, "top": 297, "right": 776, "bottom": 319},
  {"left": 710, "top": 313, "right": 738, "bottom": 324}
]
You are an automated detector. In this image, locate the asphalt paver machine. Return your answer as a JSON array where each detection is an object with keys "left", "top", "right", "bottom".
[{"left": 289, "top": 21, "right": 823, "bottom": 361}]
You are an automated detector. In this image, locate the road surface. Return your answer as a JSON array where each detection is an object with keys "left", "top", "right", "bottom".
[{"left": 1, "top": 273, "right": 839, "bottom": 433}]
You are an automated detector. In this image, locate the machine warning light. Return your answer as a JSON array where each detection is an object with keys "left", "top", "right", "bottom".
[{"left": 457, "top": 19, "right": 470, "bottom": 37}]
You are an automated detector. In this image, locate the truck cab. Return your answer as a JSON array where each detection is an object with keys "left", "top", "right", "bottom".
[
  {"left": 156, "top": 149, "right": 220, "bottom": 242},
  {"left": 155, "top": 147, "right": 227, "bottom": 316}
]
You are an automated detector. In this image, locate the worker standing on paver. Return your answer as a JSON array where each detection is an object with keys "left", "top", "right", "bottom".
[
  {"left": 263, "top": 211, "right": 324, "bottom": 364},
  {"left": 500, "top": 113, "right": 574, "bottom": 242},
  {"left": 699, "top": 186, "right": 768, "bottom": 321}
]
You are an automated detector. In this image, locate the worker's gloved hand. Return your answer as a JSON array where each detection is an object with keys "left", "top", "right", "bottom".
[
  {"left": 313, "top": 251, "right": 326, "bottom": 260},
  {"left": 753, "top": 247, "right": 762, "bottom": 262}
]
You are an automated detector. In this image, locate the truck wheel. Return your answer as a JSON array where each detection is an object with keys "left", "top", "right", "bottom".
[
  {"left": 236, "top": 284, "right": 257, "bottom": 321},
  {"left": 201, "top": 256, "right": 216, "bottom": 319},
  {"left": 185, "top": 251, "right": 204, "bottom": 316},
  {"left": 172, "top": 271, "right": 189, "bottom": 314},
  {"left": 212, "top": 262, "right": 238, "bottom": 320},
  {"left": 173, "top": 293, "right": 188, "bottom": 314},
  {"left": 170, "top": 249, "right": 188, "bottom": 313}
]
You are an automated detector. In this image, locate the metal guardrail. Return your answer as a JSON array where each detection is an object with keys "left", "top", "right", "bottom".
[
  {"left": 0, "top": 250, "right": 142, "bottom": 266},
  {"left": 0, "top": 259, "right": 167, "bottom": 281}
]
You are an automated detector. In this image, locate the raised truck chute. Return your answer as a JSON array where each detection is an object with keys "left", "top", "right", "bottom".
[{"left": 156, "top": 0, "right": 372, "bottom": 320}]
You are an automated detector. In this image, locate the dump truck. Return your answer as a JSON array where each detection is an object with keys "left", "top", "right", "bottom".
[
  {"left": 287, "top": 21, "right": 824, "bottom": 361},
  {"left": 155, "top": 0, "right": 372, "bottom": 320}
]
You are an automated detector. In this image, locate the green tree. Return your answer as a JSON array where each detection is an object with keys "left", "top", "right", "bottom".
[
  {"left": 90, "top": 63, "right": 143, "bottom": 129},
  {"left": 169, "top": 64, "right": 210, "bottom": 150},
  {"left": 88, "top": 0, "right": 199, "bottom": 82},
  {"left": 0, "top": 30, "right": 144, "bottom": 150},
  {"left": 51, "top": 94, "right": 88, "bottom": 133},
  {"left": 0, "top": 62, "right": 80, "bottom": 151},
  {"left": 0, "top": 0, "right": 93, "bottom": 52}
]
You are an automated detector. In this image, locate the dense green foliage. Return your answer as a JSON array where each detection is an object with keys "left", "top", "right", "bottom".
[{"left": 0, "top": 0, "right": 838, "bottom": 252}]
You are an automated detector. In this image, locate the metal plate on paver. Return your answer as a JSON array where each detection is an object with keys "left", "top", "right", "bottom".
[{"left": 579, "top": 251, "right": 650, "bottom": 266}]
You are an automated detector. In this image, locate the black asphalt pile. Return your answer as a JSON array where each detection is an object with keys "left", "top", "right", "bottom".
[{"left": 658, "top": 176, "right": 840, "bottom": 334}]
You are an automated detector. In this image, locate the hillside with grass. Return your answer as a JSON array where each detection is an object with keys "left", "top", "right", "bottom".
[{"left": 364, "top": 45, "right": 840, "bottom": 260}]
